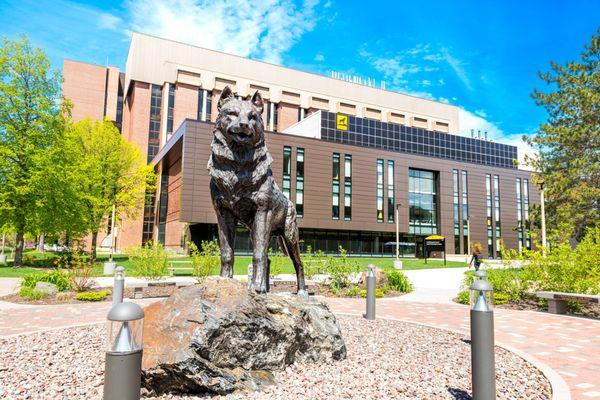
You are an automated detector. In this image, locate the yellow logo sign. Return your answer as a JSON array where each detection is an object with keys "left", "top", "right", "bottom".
[{"left": 336, "top": 114, "right": 348, "bottom": 131}]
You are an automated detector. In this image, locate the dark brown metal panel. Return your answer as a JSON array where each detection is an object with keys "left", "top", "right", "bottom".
[{"left": 173, "top": 120, "right": 539, "bottom": 253}]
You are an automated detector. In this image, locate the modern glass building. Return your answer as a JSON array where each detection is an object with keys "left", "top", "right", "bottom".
[{"left": 61, "top": 32, "right": 538, "bottom": 258}]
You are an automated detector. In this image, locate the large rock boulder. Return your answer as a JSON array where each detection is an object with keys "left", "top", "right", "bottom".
[
  {"left": 358, "top": 267, "right": 388, "bottom": 289},
  {"left": 141, "top": 277, "right": 346, "bottom": 396}
]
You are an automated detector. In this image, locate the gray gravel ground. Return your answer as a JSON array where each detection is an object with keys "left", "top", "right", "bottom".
[{"left": 0, "top": 316, "right": 551, "bottom": 400}]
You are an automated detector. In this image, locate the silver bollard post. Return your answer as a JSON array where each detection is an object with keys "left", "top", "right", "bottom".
[
  {"left": 104, "top": 302, "right": 145, "bottom": 400},
  {"left": 113, "top": 267, "right": 125, "bottom": 305},
  {"left": 470, "top": 277, "right": 496, "bottom": 400},
  {"left": 364, "top": 264, "right": 376, "bottom": 320}
]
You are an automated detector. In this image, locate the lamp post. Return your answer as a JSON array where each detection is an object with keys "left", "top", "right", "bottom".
[
  {"left": 113, "top": 267, "right": 125, "bottom": 306},
  {"left": 104, "top": 186, "right": 118, "bottom": 275},
  {"left": 394, "top": 203, "right": 402, "bottom": 269},
  {"left": 0, "top": 234, "right": 6, "bottom": 264},
  {"left": 104, "top": 301, "right": 145, "bottom": 400},
  {"left": 470, "top": 277, "right": 496, "bottom": 400},
  {"left": 538, "top": 180, "right": 547, "bottom": 256},
  {"left": 364, "top": 264, "right": 376, "bottom": 320}
]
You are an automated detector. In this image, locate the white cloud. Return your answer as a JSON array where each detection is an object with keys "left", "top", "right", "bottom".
[
  {"left": 125, "top": 0, "right": 319, "bottom": 64},
  {"left": 97, "top": 12, "right": 122, "bottom": 31},
  {"left": 314, "top": 53, "right": 325, "bottom": 61},
  {"left": 440, "top": 48, "right": 473, "bottom": 91}
]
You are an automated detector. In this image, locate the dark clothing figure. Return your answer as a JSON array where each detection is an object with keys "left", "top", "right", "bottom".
[{"left": 470, "top": 253, "right": 483, "bottom": 271}]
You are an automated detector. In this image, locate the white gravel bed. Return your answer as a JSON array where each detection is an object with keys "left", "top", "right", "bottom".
[{"left": 0, "top": 316, "right": 551, "bottom": 400}]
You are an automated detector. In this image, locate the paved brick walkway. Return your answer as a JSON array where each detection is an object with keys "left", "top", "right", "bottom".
[{"left": 0, "top": 296, "right": 598, "bottom": 399}]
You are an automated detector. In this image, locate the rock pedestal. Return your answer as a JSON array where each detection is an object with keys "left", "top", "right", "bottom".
[{"left": 141, "top": 277, "right": 346, "bottom": 396}]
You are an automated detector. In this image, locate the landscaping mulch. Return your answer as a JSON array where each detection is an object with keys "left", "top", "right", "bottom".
[
  {"left": 0, "top": 290, "right": 113, "bottom": 305},
  {"left": 0, "top": 316, "right": 552, "bottom": 400}
]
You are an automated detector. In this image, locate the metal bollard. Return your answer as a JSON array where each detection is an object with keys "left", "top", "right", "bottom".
[
  {"left": 470, "top": 278, "right": 496, "bottom": 399},
  {"left": 364, "top": 264, "right": 376, "bottom": 320},
  {"left": 113, "top": 267, "right": 125, "bottom": 305},
  {"left": 104, "top": 302, "right": 145, "bottom": 400}
]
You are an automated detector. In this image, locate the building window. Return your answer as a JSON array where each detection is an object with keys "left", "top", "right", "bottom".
[
  {"left": 523, "top": 178, "right": 531, "bottom": 250},
  {"left": 148, "top": 84, "right": 162, "bottom": 163},
  {"left": 266, "top": 101, "right": 278, "bottom": 132},
  {"left": 197, "top": 89, "right": 212, "bottom": 122},
  {"left": 461, "top": 171, "right": 469, "bottom": 253},
  {"left": 376, "top": 159, "right": 384, "bottom": 222},
  {"left": 453, "top": 170, "right": 460, "bottom": 253},
  {"left": 296, "top": 148, "right": 304, "bottom": 217},
  {"left": 115, "top": 94, "right": 123, "bottom": 132},
  {"left": 516, "top": 178, "right": 523, "bottom": 252},
  {"left": 157, "top": 171, "right": 169, "bottom": 245},
  {"left": 282, "top": 146, "right": 292, "bottom": 199},
  {"left": 409, "top": 169, "right": 438, "bottom": 235},
  {"left": 166, "top": 85, "right": 174, "bottom": 135},
  {"left": 387, "top": 160, "right": 395, "bottom": 223},
  {"left": 344, "top": 154, "right": 352, "bottom": 220},
  {"left": 493, "top": 175, "right": 501, "bottom": 255},
  {"left": 142, "top": 190, "right": 156, "bottom": 245},
  {"left": 486, "top": 174, "right": 493, "bottom": 256},
  {"left": 332, "top": 153, "right": 340, "bottom": 220}
]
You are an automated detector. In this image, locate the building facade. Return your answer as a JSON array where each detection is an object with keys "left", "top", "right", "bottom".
[{"left": 62, "top": 32, "right": 538, "bottom": 258}]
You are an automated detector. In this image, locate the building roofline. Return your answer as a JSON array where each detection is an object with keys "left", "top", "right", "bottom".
[{"left": 129, "top": 31, "right": 459, "bottom": 111}]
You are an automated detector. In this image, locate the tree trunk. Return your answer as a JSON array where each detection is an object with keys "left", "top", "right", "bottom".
[
  {"left": 36, "top": 231, "right": 45, "bottom": 252},
  {"left": 90, "top": 231, "right": 98, "bottom": 263},
  {"left": 14, "top": 231, "right": 24, "bottom": 267}
]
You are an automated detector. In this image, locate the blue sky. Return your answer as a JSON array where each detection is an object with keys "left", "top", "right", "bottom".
[{"left": 1, "top": 0, "right": 598, "bottom": 162}]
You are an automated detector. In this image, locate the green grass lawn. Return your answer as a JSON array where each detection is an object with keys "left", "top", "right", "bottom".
[{"left": 0, "top": 251, "right": 466, "bottom": 278}]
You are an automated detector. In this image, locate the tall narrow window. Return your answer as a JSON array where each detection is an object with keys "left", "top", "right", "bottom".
[
  {"left": 166, "top": 85, "right": 174, "bottom": 135},
  {"left": 205, "top": 91, "right": 212, "bottom": 121},
  {"left": 332, "top": 153, "right": 340, "bottom": 220},
  {"left": 296, "top": 148, "right": 304, "bottom": 217},
  {"left": 494, "top": 175, "right": 501, "bottom": 254},
  {"left": 453, "top": 170, "right": 460, "bottom": 253},
  {"left": 516, "top": 178, "right": 523, "bottom": 251},
  {"left": 142, "top": 190, "right": 156, "bottom": 244},
  {"left": 282, "top": 146, "right": 292, "bottom": 199},
  {"left": 376, "top": 159, "right": 384, "bottom": 222},
  {"left": 344, "top": 155, "right": 352, "bottom": 220},
  {"left": 409, "top": 169, "right": 438, "bottom": 235},
  {"left": 157, "top": 171, "right": 169, "bottom": 245},
  {"left": 273, "top": 103, "right": 279, "bottom": 132},
  {"left": 148, "top": 84, "right": 162, "bottom": 163},
  {"left": 486, "top": 174, "right": 494, "bottom": 256},
  {"left": 461, "top": 171, "right": 469, "bottom": 253},
  {"left": 387, "top": 160, "right": 395, "bottom": 222},
  {"left": 523, "top": 179, "right": 531, "bottom": 250}
]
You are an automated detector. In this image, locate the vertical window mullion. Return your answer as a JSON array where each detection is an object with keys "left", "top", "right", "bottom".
[
  {"left": 376, "top": 159, "right": 384, "bottom": 222},
  {"left": 296, "top": 148, "right": 304, "bottom": 217},
  {"left": 283, "top": 146, "right": 291, "bottom": 200},
  {"left": 387, "top": 160, "right": 394, "bottom": 223},
  {"left": 344, "top": 154, "right": 352, "bottom": 220},
  {"left": 332, "top": 153, "right": 340, "bottom": 220}
]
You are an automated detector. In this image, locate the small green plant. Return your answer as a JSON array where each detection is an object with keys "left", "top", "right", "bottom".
[
  {"left": 302, "top": 246, "right": 326, "bottom": 279},
  {"left": 64, "top": 248, "right": 94, "bottom": 292},
  {"left": 387, "top": 270, "right": 413, "bottom": 292},
  {"left": 19, "top": 286, "right": 49, "bottom": 300},
  {"left": 345, "top": 285, "right": 360, "bottom": 297},
  {"left": 129, "top": 241, "right": 169, "bottom": 280},
  {"left": 375, "top": 288, "right": 385, "bottom": 298},
  {"left": 327, "top": 246, "right": 359, "bottom": 291},
  {"left": 268, "top": 248, "right": 285, "bottom": 278},
  {"left": 456, "top": 290, "right": 470, "bottom": 304},
  {"left": 76, "top": 290, "right": 111, "bottom": 302},
  {"left": 493, "top": 293, "right": 509, "bottom": 305},
  {"left": 189, "top": 240, "right": 220, "bottom": 282},
  {"left": 359, "top": 289, "right": 367, "bottom": 298},
  {"left": 21, "top": 269, "right": 71, "bottom": 292}
]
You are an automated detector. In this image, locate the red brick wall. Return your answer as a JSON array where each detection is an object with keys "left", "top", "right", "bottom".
[
  {"left": 173, "top": 83, "right": 198, "bottom": 133},
  {"left": 62, "top": 60, "right": 110, "bottom": 122},
  {"left": 278, "top": 102, "right": 299, "bottom": 131}
]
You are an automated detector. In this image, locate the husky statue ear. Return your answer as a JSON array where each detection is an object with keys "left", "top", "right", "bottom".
[
  {"left": 218, "top": 86, "right": 234, "bottom": 111},
  {"left": 251, "top": 90, "right": 264, "bottom": 113}
]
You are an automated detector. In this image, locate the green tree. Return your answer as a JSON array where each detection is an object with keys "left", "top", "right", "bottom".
[
  {"left": 0, "top": 36, "right": 64, "bottom": 266},
  {"left": 66, "top": 117, "right": 154, "bottom": 260},
  {"left": 527, "top": 29, "right": 600, "bottom": 242}
]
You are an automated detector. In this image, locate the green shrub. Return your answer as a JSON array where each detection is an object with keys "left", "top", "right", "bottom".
[
  {"left": 188, "top": 240, "right": 220, "bottom": 282},
  {"left": 456, "top": 290, "right": 470, "bottom": 304},
  {"left": 359, "top": 289, "right": 367, "bottom": 298},
  {"left": 493, "top": 293, "right": 510, "bottom": 305},
  {"left": 523, "top": 227, "right": 600, "bottom": 294},
  {"left": 302, "top": 246, "right": 325, "bottom": 279},
  {"left": 326, "top": 246, "right": 359, "bottom": 291},
  {"left": 22, "top": 269, "right": 71, "bottom": 292},
  {"left": 387, "top": 270, "right": 413, "bottom": 292},
  {"left": 462, "top": 268, "right": 528, "bottom": 301},
  {"left": 345, "top": 286, "right": 360, "bottom": 297},
  {"left": 359, "top": 288, "right": 384, "bottom": 298},
  {"left": 129, "top": 241, "right": 169, "bottom": 280},
  {"left": 76, "top": 290, "right": 111, "bottom": 302},
  {"left": 268, "top": 247, "right": 285, "bottom": 278},
  {"left": 19, "top": 286, "right": 49, "bottom": 300}
]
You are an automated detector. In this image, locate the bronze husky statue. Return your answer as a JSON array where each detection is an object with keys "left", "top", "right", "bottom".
[{"left": 207, "top": 86, "right": 307, "bottom": 296}]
